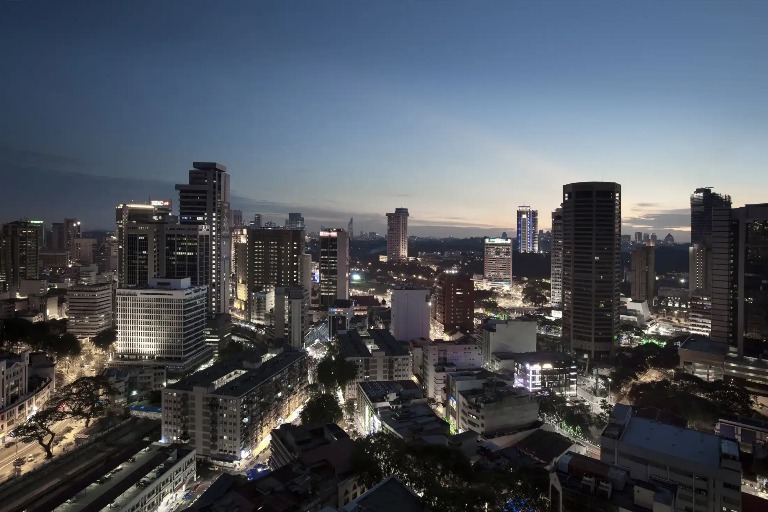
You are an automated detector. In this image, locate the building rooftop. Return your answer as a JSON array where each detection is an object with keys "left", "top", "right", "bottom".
[
  {"left": 358, "top": 380, "right": 422, "bottom": 403},
  {"left": 338, "top": 329, "right": 410, "bottom": 358},
  {"left": 379, "top": 403, "right": 449, "bottom": 440},
  {"left": 621, "top": 416, "right": 723, "bottom": 468},
  {"left": 461, "top": 382, "right": 532, "bottom": 405},
  {"left": 167, "top": 350, "right": 305, "bottom": 397},
  {"left": 340, "top": 475, "right": 425, "bottom": 512},
  {"left": 510, "top": 351, "right": 576, "bottom": 366},
  {"left": 338, "top": 330, "right": 372, "bottom": 358},
  {"left": 679, "top": 336, "right": 729, "bottom": 355},
  {"left": 368, "top": 329, "right": 410, "bottom": 356}
]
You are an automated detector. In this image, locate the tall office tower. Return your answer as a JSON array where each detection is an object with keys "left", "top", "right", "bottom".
[
  {"left": 67, "top": 283, "right": 113, "bottom": 338},
  {"left": 246, "top": 227, "right": 305, "bottom": 322},
  {"left": 391, "top": 285, "right": 431, "bottom": 341},
  {"left": 176, "top": 162, "right": 231, "bottom": 317},
  {"left": 386, "top": 208, "right": 409, "bottom": 262},
  {"left": 711, "top": 204, "right": 768, "bottom": 357},
  {"left": 285, "top": 213, "right": 304, "bottom": 230},
  {"left": 251, "top": 214, "right": 262, "bottom": 228},
  {"left": 551, "top": 208, "right": 564, "bottom": 309},
  {"left": 114, "top": 278, "right": 210, "bottom": 373},
  {"left": 230, "top": 227, "right": 249, "bottom": 322},
  {"left": 319, "top": 229, "right": 349, "bottom": 307},
  {"left": 432, "top": 270, "right": 475, "bottom": 334},
  {"left": 0, "top": 220, "right": 44, "bottom": 295},
  {"left": 52, "top": 218, "right": 81, "bottom": 261},
  {"left": 634, "top": 231, "right": 642, "bottom": 244},
  {"left": 94, "top": 235, "right": 118, "bottom": 274},
  {"left": 650, "top": 233, "right": 657, "bottom": 245},
  {"left": 483, "top": 237, "right": 512, "bottom": 284},
  {"left": 115, "top": 202, "right": 172, "bottom": 287},
  {"left": 161, "top": 224, "right": 211, "bottom": 287},
  {"left": 642, "top": 233, "right": 650, "bottom": 243},
  {"left": 689, "top": 243, "right": 712, "bottom": 292},
  {"left": 348, "top": 218, "right": 354, "bottom": 239},
  {"left": 630, "top": 243, "right": 655, "bottom": 303},
  {"left": 230, "top": 209, "right": 243, "bottom": 229},
  {"left": 73, "top": 237, "right": 97, "bottom": 264},
  {"left": 691, "top": 187, "right": 732, "bottom": 246},
  {"left": 562, "top": 182, "right": 621, "bottom": 360},
  {"left": 516, "top": 206, "right": 539, "bottom": 253}
]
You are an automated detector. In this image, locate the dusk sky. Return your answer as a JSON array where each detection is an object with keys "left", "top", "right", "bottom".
[{"left": 2, "top": 1, "right": 768, "bottom": 240}]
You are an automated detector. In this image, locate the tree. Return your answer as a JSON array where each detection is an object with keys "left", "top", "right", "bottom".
[
  {"left": 55, "top": 375, "right": 116, "bottom": 427},
  {"left": 300, "top": 393, "right": 343, "bottom": 425},
  {"left": 316, "top": 354, "right": 359, "bottom": 393},
  {"left": 49, "top": 333, "right": 82, "bottom": 358},
  {"left": 92, "top": 328, "right": 117, "bottom": 351},
  {"left": 11, "top": 407, "right": 63, "bottom": 459},
  {"left": 522, "top": 284, "right": 547, "bottom": 308}
]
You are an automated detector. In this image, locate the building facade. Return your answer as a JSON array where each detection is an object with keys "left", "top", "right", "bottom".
[
  {"left": 319, "top": 229, "right": 349, "bottom": 307},
  {"left": 431, "top": 270, "right": 474, "bottom": 334},
  {"left": 630, "top": 243, "right": 655, "bottom": 303},
  {"left": 1, "top": 351, "right": 55, "bottom": 442},
  {"left": 113, "top": 278, "right": 210, "bottom": 373},
  {"left": 512, "top": 352, "right": 577, "bottom": 398},
  {"left": 390, "top": 285, "right": 431, "bottom": 342},
  {"left": 338, "top": 329, "right": 412, "bottom": 399},
  {"left": 386, "top": 208, "right": 409, "bottom": 262},
  {"left": 176, "top": 162, "right": 231, "bottom": 316},
  {"left": 551, "top": 208, "right": 564, "bottom": 309},
  {"left": 562, "top": 182, "right": 622, "bottom": 360},
  {"left": 67, "top": 283, "right": 113, "bottom": 338},
  {"left": 162, "top": 351, "right": 308, "bottom": 464},
  {"left": 517, "top": 206, "right": 539, "bottom": 253},
  {"left": 477, "top": 318, "right": 537, "bottom": 368},
  {"left": 483, "top": 237, "right": 513, "bottom": 284},
  {"left": 1, "top": 220, "right": 44, "bottom": 295}
]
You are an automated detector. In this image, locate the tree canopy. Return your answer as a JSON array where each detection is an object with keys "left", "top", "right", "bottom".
[
  {"left": 54, "top": 375, "right": 117, "bottom": 427},
  {"left": 350, "top": 432, "right": 549, "bottom": 512},
  {"left": 1, "top": 318, "right": 81, "bottom": 357},
  {"left": 300, "top": 393, "right": 343, "bottom": 426},
  {"left": 316, "top": 354, "right": 359, "bottom": 393},
  {"left": 11, "top": 407, "right": 64, "bottom": 459},
  {"left": 91, "top": 328, "right": 117, "bottom": 351}
]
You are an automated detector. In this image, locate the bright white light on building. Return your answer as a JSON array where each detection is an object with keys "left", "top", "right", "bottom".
[{"left": 351, "top": 273, "right": 362, "bottom": 282}]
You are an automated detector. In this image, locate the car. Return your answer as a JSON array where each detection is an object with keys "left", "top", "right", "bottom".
[
  {"left": 26, "top": 456, "right": 35, "bottom": 462},
  {"left": 128, "top": 457, "right": 136, "bottom": 462}
]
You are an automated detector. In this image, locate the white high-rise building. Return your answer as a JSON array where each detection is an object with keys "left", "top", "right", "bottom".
[
  {"left": 67, "top": 283, "right": 113, "bottom": 338},
  {"left": 113, "top": 278, "right": 210, "bottom": 373},
  {"left": 516, "top": 206, "right": 538, "bottom": 253},
  {"left": 550, "top": 208, "right": 563, "bottom": 309},
  {"left": 483, "top": 237, "right": 512, "bottom": 284},
  {"left": 386, "top": 208, "right": 409, "bottom": 262},
  {"left": 176, "top": 162, "right": 230, "bottom": 317},
  {"left": 391, "top": 285, "right": 431, "bottom": 341}
]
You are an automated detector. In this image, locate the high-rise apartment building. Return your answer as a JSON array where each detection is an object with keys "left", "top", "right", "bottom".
[
  {"left": 630, "top": 243, "right": 655, "bottom": 303},
  {"left": 562, "top": 182, "right": 621, "bottom": 360},
  {"left": 230, "top": 227, "right": 249, "bottom": 322},
  {"left": 432, "top": 270, "right": 474, "bottom": 334},
  {"left": 230, "top": 209, "right": 243, "bottom": 229},
  {"left": 246, "top": 227, "right": 305, "bottom": 323},
  {"left": 390, "top": 285, "right": 431, "bottom": 341},
  {"left": 161, "top": 224, "right": 211, "bottom": 287},
  {"left": 634, "top": 231, "right": 643, "bottom": 244},
  {"left": 176, "top": 162, "right": 231, "bottom": 317},
  {"left": 273, "top": 285, "right": 308, "bottom": 350},
  {"left": 386, "top": 208, "right": 409, "bottom": 262},
  {"left": 319, "top": 229, "right": 349, "bottom": 307},
  {"left": 483, "top": 237, "right": 512, "bottom": 284},
  {"left": 113, "top": 277, "right": 210, "bottom": 373},
  {"left": 550, "top": 208, "right": 563, "bottom": 309},
  {"left": 1, "top": 220, "right": 44, "bottom": 295},
  {"left": 516, "top": 206, "right": 538, "bottom": 253},
  {"left": 285, "top": 213, "right": 304, "bottom": 230},
  {"left": 67, "top": 283, "right": 113, "bottom": 338},
  {"left": 348, "top": 217, "right": 353, "bottom": 238}
]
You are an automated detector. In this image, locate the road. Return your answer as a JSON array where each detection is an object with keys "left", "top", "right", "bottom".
[{"left": 0, "top": 416, "right": 82, "bottom": 481}]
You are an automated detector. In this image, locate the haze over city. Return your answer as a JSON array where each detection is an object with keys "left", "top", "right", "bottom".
[{"left": 3, "top": 1, "right": 768, "bottom": 240}]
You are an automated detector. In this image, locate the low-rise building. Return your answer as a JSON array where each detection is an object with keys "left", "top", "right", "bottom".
[
  {"left": 453, "top": 381, "right": 539, "bottom": 436},
  {"left": 162, "top": 350, "right": 308, "bottom": 466},
  {"left": 511, "top": 351, "right": 577, "bottom": 398},
  {"left": 50, "top": 442, "right": 196, "bottom": 512},
  {"left": 338, "top": 329, "right": 411, "bottom": 399},
  {"left": 716, "top": 415, "right": 768, "bottom": 455},
  {"left": 270, "top": 423, "right": 350, "bottom": 469},
  {"left": 355, "top": 380, "right": 448, "bottom": 439},
  {"left": 601, "top": 404, "right": 742, "bottom": 512},
  {"left": 477, "top": 317, "right": 537, "bottom": 367},
  {"left": 421, "top": 338, "right": 483, "bottom": 402},
  {"left": 678, "top": 336, "right": 728, "bottom": 382},
  {"left": 1, "top": 351, "right": 55, "bottom": 441}
]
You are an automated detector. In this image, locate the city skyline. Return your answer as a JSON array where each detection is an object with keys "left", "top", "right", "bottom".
[{"left": 4, "top": 2, "right": 768, "bottom": 240}]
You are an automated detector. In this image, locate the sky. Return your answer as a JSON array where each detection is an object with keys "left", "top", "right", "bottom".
[{"left": 2, "top": 1, "right": 768, "bottom": 241}]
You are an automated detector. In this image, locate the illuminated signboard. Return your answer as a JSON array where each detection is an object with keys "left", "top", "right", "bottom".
[{"left": 485, "top": 238, "right": 512, "bottom": 244}]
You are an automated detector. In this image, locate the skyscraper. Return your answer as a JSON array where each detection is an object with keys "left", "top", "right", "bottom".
[
  {"left": 285, "top": 213, "right": 304, "bottom": 230},
  {"left": 483, "top": 237, "right": 512, "bottom": 284},
  {"left": 562, "top": 182, "right": 621, "bottom": 360},
  {"left": 691, "top": 187, "right": 732, "bottom": 246},
  {"left": 230, "top": 209, "right": 244, "bottom": 229},
  {"left": 550, "top": 208, "right": 564, "bottom": 309},
  {"left": 115, "top": 202, "right": 168, "bottom": 288},
  {"left": 319, "top": 229, "right": 349, "bottom": 307},
  {"left": 176, "top": 162, "right": 231, "bottom": 317},
  {"left": 516, "top": 206, "right": 538, "bottom": 253},
  {"left": 0, "top": 220, "right": 44, "bottom": 295},
  {"left": 711, "top": 204, "right": 768, "bottom": 358},
  {"left": 348, "top": 218, "right": 354, "bottom": 239},
  {"left": 630, "top": 243, "right": 655, "bottom": 303},
  {"left": 386, "top": 208, "right": 409, "bottom": 262}
]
